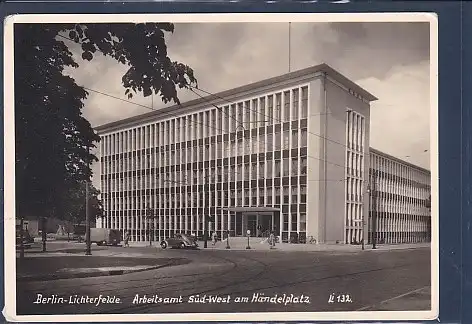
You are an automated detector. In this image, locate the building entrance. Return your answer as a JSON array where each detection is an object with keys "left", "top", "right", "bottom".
[{"left": 242, "top": 213, "right": 274, "bottom": 237}]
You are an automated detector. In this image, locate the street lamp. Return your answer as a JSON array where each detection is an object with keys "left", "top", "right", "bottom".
[
  {"left": 225, "top": 230, "right": 231, "bottom": 249},
  {"left": 146, "top": 207, "right": 155, "bottom": 247},
  {"left": 85, "top": 179, "right": 92, "bottom": 256},
  {"left": 246, "top": 230, "right": 251, "bottom": 250},
  {"left": 371, "top": 170, "right": 378, "bottom": 250},
  {"left": 363, "top": 185, "right": 371, "bottom": 251}
]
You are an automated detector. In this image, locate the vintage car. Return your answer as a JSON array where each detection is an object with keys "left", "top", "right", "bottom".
[
  {"left": 160, "top": 233, "right": 198, "bottom": 249},
  {"left": 16, "top": 228, "right": 34, "bottom": 249}
]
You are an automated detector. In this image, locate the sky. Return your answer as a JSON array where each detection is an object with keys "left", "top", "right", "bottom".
[{"left": 62, "top": 21, "right": 432, "bottom": 187}]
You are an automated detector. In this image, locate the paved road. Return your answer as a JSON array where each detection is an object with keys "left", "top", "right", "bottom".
[{"left": 16, "top": 246, "right": 431, "bottom": 315}]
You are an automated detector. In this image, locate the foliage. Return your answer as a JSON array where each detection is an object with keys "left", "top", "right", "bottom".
[
  {"left": 15, "top": 23, "right": 196, "bottom": 220},
  {"left": 64, "top": 183, "right": 103, "bottom": 225}
]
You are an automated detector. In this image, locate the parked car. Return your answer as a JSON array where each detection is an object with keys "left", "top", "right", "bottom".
[
  {"left": 90, "top": 228, "right": 122, "bottom": 246},
  {"left": 160, "top": 233, "right": 198, "bottom": 249},
  {"left": 16, "top": 228, "right": 34, "bottom": 249}
]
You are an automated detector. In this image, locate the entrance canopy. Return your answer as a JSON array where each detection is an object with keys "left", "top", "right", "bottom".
[{"left": 223, "top": 207, "right": 279, "bottom": 213}]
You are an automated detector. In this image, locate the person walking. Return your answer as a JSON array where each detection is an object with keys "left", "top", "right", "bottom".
[
  {"left": 124, "top": 231, "right": 130, "bottom": 247},
  {"left": 269, "top": 231, "right": 276, "bottom": 249},
  {"left": 212, "top": 231, "right": 217, "bottom": 245}
]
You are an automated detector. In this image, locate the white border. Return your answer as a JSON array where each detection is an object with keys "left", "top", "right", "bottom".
[{"left": 3, "top": 13, "right": 439, "bottom": 322}]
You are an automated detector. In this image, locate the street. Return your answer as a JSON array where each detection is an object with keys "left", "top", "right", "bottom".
[{"left": 16, "top": 245, "right": 431, "bottom": 315}]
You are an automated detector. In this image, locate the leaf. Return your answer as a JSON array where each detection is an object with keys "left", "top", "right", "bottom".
[
  {"left": 15, "top": 23, "right": 196, "bottom": 221},
  {"left": 81, "top": 51, "right": 93, "bottom": 61},
  {"left": 69, "top": 30, "right": 77, "bottom": 40}
]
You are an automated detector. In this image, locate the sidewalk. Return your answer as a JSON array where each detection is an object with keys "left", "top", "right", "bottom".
[
  {"left": 127, "top": 238, "right": 430, "bottom": 252},
  {"left": 358, "top": 286, "right": 432, "bottom": 311},
  {"left": 16, "top": 251, "right": 189, "bottom": 282},
  {"left": 195, "top": 239, "right": 431, "bottom": 252}
]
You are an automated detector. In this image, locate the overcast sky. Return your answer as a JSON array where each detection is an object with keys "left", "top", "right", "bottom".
[{"left": 62, "top": 22, "right": 431, "bottom": 187}]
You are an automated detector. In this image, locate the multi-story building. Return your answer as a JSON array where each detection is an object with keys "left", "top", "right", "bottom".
[
  {"left": 95, "top": 63, "right": 430, "bottom": 245},
  {"left": 367, "top": 149, "right": 431, "bottom": 244}
]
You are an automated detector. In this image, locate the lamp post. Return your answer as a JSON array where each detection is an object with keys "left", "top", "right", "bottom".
[
  {"left": 203, "top": 215, "right": 208, "bottom": 248},
  {"left": 225, "top": 230, "right": 231, "bottom": 249},
  {"left": 372, "top": 170, "right": 378, "bottom": 250},
  {"left": 364, "top": 185, "right": 371, "bottom": 251},
  {"left": 146, "top": 207, "right": 155, "bottom": 247},
  {"left": 246, "top": 230, "right": 251, "bottom": 250},
  {"left": 85, "top": 144, "right": 92, "bottom": 256},
  {"left": 85, "top": 179, "right": 92, "bottom": 256}
]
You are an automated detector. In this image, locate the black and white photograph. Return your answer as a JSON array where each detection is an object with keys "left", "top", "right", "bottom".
[{"left": 4, "top": 13, "right": 438, "bottom": 322}]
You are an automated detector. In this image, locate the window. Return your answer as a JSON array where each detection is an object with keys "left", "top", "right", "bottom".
[
  {"left": 267, "top": 163, "right": 273, "bottom": 178},
  {"left": 292, "top": 130, "right": 298, "bottom": 147},
  {"left": 267, "top": 187, "right": 273, "bottom": 204},
  {"left": 301, "top": 129, "right": 307, "bottom": 147},
  {"left": 238, "top": 103, "right": 244, "bottom": 127},
  {"left": 231, "top": 105, "right": 237, "bottom": 132},
  {"left": 260, "top": 97, "right": 266, "bottom": 128},
  {"left": 283, "top": 130, "right": 290, "bottom": 149},
  {"left": 275, "top": 160, "right": 281, "bottom": 177},
  {"left": 245, "top": 101, "right": 251, "bottom": 125},
  {"left": 252, "top": 135, "right": 257, "bottom": 153},
  {"left": 259, "top": 162, "right": 265, "bottom": 179},
  {"left": 284, "top": 91, "right": 290, "bottom": 121},
  {"left": 300, "top": 185, "right": 306, "bottom": 203},
  {"left": 275, "top": 93, "right": 282, "bottom": 122},
  {"left": 224, "top": 106, "right": 229, "bottom": 132},
  {"left": 275, "top": 132, "right": 281, "bottom": 150},
  {"left": 292, "top": 157, "right": 298, "bottom": 176},
  {"left": 267, "top": 133, "right": 273, "bottom": 152},
  {"left": 252, "top": 163, "right": 257, "bottom": 179},
  {"left": 283, "top": 158, "right": 289, "bottom": 177},
  {"left": 291, "top": 213, "right": 298, "bottom": 231},
  {"left": 301, "top": 87, "right": 308, "bottom": 118},
  {"left": 299, "top": 213, "right": 306, "bottom": 231},
  {"left": 301, "top": 157, "right": 307, "bottom": 175},
  {"left": 268, "top": 95, "right": 274, "bottom": 125},
  {"left": 252, "top": 99, "right": 258, "bottom": 129}
]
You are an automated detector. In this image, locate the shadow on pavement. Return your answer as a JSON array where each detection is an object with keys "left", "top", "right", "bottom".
[{"left": 16, "top": 256, "right": 190, "bottom": 282}]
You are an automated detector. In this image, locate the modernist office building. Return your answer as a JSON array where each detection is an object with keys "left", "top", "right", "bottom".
[
  {"left": 367, "top": 149, "right": 431, "bottom": 244},
  {"left": 96, "top": 63, "right": 431, "bottom": 244}
]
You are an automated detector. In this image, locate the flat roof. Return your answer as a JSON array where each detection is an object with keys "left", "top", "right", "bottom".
[
  {"left": 95, "top": 63, "right": 377, "bottom": 133},
  {"left": 370, "top": 147, "right": 431, "bottom": 174}
]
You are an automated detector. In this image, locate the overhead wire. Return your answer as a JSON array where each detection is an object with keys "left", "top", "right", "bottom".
[{"left": 56, "top": 33, "right": 352, "bottom": 180}]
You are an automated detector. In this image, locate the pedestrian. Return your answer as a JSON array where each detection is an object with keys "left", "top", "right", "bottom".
[
  {"left": 212, "top": 231, "right": 217, "bottom": 245},
  {"left": 124, "top": 231, "right": 130, "bottom": 247},
  {"left": 269, "top": 231, "right": 275, "bottom": 249}
]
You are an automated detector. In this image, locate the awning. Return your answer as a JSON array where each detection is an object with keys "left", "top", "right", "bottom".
[{"left": 223, "top": 207, "right": 280, "bottom": 213}]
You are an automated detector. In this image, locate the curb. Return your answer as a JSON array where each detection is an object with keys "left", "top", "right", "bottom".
[
  {"left": 17, "top": 261, "right": 176, "bottom": 283},
  {"left": 196, "top": 245, "right": 430, "bottom": 253}
]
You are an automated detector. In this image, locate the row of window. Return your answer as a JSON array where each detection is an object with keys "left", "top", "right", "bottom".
[
  {"left": 102, "top": 157, "right": 309, "bottom": 192},
  {"left": 344, "top": 110, "right": 366, "bottom": 244},
  {"left": 346, "top": 110, "right": 366, "bottom": 153},
  {"left": 370, "top": 153, "right": 430, "bottom": 185},
  {"left": 369, "top": 175, "right": 430, "bottom": 200},
  {"left": 102, "top": 128, "right": 308, "bottom": 173},
  {"left": 101, "top": 86, "right": 309, "bottom": 156},
  {"left": 104, "top": 186, "right": 308, "bottom": 210},
  {"left": 367, "top": 213, "right": 430, "bottom": 232}
]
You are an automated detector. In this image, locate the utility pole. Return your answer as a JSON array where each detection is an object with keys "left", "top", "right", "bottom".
[
  {"left": 85, "top": 179, "right": 91, "bottom": 255},
  {"left": 372, "top": 170, "right": 378, "bottom": 249},
  {"left": 41, "top": 217, "right": 47, "bottom": 252},
  {"left": 203, "top": 215, "right": 208, "bottom": 248},
  {"left": 147, "top": 206, "right": 155, "bottom": 246}
]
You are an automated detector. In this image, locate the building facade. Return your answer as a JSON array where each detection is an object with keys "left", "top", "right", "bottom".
[
  {"left": 95, "top": 63, "right": 430, "bottom": 245},
  {"left": 367, "top": 149, "right": 431, "bottom": 244}
]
